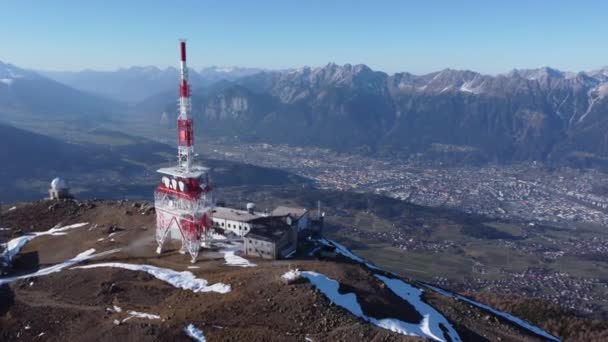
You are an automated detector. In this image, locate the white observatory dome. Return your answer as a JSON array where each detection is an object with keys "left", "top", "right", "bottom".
[{"left": 51, "top": 177, "right": 68, "bottom": 190}]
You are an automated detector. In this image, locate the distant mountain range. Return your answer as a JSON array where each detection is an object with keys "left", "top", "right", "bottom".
[
  {"left": 0, "top": 61, "right": 123, "bottom": 123},
  {"left": 3, "top": 59, "right": 608, "bottom": 167},
  {"left": 166, "top": 63, "right": 608, "bottom": 167},
  {"left": 40, "top": 66, "right": 263, "bottom": 103}
]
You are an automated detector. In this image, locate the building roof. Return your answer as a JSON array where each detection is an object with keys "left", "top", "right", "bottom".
[
  {"left": 271, "top": 206, "right": 308, "bottom": 219},
  {"left": 245, "top": 216, "right": 293, "bottom": 242},
  {"left": 212, "top": 206, "right": 262, "bottom": 222}
]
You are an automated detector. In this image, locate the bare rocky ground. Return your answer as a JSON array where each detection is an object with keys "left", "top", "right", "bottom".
[{"left": 0, "top": 200, "right": 565, "bottom": 341}]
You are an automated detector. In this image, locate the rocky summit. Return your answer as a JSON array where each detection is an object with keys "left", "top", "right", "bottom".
[{"left": 0, "top": 200, "right": 562, "bottom": 341}]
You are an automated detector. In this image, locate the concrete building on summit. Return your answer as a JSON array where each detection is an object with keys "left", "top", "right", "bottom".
[
  {"left": 211, "top": 205, "right": 263, "bottom": 237},
  {"left": 243, "top": 215, "right": 297, "bottom": 260}
]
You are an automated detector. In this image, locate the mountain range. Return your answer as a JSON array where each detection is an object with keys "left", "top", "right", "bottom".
[
  {"left": 0, "top": 61, "right": 123, "bottom": 124},
  {"left": 181, "top": 63, "right": 608, "bottom": 166},
  {"left": 41, "top": 66, "right": 263, "bottom": 103},
  {"left": 4, "top": 59, "right": 608, "bottom": 167}
]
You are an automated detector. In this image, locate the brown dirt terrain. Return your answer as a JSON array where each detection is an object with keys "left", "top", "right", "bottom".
[{"left": 1, "top": 200, "right": 560, "bottom": 341}]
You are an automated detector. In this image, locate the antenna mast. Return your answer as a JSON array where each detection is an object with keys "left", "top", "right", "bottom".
[{"left": 177, "top": 39, "right": 194, "bottom": 171}]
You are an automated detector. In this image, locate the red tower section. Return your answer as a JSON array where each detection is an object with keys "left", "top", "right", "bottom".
[{"left": 154, "top": 40, "right": 214, "bottom": 263}]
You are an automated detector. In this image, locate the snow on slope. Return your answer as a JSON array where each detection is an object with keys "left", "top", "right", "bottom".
[
  {"left": 460, "top": 81, "right": 482, "bottom": 94},
  {"left": 1, "top": 223, "right": 89, "bottom": 268},
  {"left": 281, "top": 269, "right": 301, "bottom": 282},
  {"left": 425, "top": 284, "right": 560, "bottom": 342},
  {"left": 217, "top": 242, "right": 256, "bottom": 267},
  {"left": 74, "top": 262, "right": 231, "bottom": 294},
  {"left": 222, "top": 250, "right": 256, "bottom": 267},
  {"left": 318, "top": 238, "right": 560, "bottom": 341},
  {"left": 319, "top": 239, "right": 380, "bottom": 271},
  {"left": 0, "top": 248, "right": 119, "bottom": 285},
  {"left": 122, "top": 310, "right": 161, "bottom": 322},
  {"left": 299, "top": 271, "right": 456, "bottom": 342},
  {"left": 1, "top": 236, "right": 34, "bottom": 268},
  {"left": 184, "top": 323, "right": 207, "bottom": 342},
  {"left": 375, "top": 275, "right": 461, "bottom": 342}
]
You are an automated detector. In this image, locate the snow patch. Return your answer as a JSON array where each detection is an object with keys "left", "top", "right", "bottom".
[
  {"left": 375, "top": 275, "right": 461, "bottom": 342},
  {"left": 0, "top": 78, "right": 13, "bottom": 85},
  {"left": 0, "top": 248, "right": 119, "bottom": 285},
  {"left": 122, "top": 310, "right": 161, "bottom": 322},
  {"left": 314, "top": 238, "right": 557, "bottom": 341},
  {"left": 425, "top": 284, "right": 560, "bottom": 342},
  {"left": 1, "top": 236, "right": 34, "bottom": 268},
  {"left": 301, "top": 271, "right": 453, "bottom": 341},
  {"left": 578, "top": 88, "right": 600, "bottom": 123},
  {"left": 281, "top": 269, "right": 301, "bottom": 282},
  {"left": 222, "top": 250, "right": 256, "bottom": 267},
  {"left": 460, "top": 81, "right": 483, "bottom": 94},
  {"left": 184, "top": 323, "right": 207, "bottom": 342},
  {"left": 39, "top": 222, "right": 89, "bottom": 236},
  {"left": 74, "top": 262, "right": 231, "bottom": 293},
  {"left": 319, "top": 239, "right": 380, "bottom": 270},
  {"left": 218, "top": 242, "right": 256, "bottom": 267},
  {"left": 8, "top": 206, "right": 16, "bottom": 211},
  {"left": 1, "top": 222, "right": 89, "bottom": 268},
  {"left": 595, "top": 83, "right": 608, "bottom": 98}
]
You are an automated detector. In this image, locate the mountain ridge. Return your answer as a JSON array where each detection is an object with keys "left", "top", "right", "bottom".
[
  {"left": 0, "top": 61, "right": 124, "bottom": 123},
  {"left": 168, "top": 63, "right": 608, "bottom": 166},
  {"left": 40, "top": 65, "right": 264, "bottom": 103},
  {"left": 5, "top": 59, "right": 608, "bottom": 166}
]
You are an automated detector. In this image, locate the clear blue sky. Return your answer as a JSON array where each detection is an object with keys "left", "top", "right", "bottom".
[{"left": 1, "top": 0, "right": 607, "bottom": 74}]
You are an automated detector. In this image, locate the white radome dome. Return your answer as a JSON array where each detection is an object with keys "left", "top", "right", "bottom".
[{"left": 51, "top": 177, "right": 68, "bottom": 190}]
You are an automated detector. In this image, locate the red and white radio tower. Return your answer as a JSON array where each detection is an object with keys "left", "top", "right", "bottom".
[{"left": 154, "top": 40, "right": 214, "bottom": 263}]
